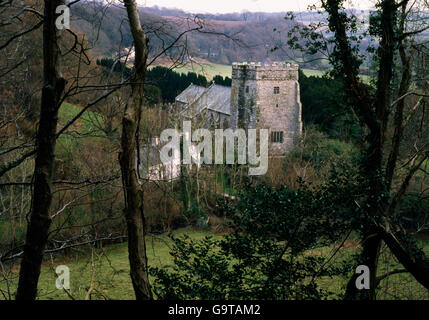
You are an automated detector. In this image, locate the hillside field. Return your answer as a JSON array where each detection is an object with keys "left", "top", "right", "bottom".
[
  {"left": 1, "top": 227, "right": 428, "bottom": 300},
  {"left": 150, "top": 62, "right": 371, "bottom": 82}
]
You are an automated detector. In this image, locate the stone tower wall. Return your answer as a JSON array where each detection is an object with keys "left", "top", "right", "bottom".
[
  {"left": 230, "top": 61, "right": 303, "bottom": 156},
  {"left": 230, "top": 63, "right": 258, "bottom": 130}
]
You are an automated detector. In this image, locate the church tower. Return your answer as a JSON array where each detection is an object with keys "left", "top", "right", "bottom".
[{"left": 230, "top": 61, "right": 303, "bottom": 156}]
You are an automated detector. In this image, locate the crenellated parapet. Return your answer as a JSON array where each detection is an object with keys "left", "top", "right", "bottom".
[{"left": 232, "top": 61, "right": 299, "bottom": 81}]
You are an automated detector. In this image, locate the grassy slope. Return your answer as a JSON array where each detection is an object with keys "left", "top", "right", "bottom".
[
  {"left": 1, "top": 228, "right": 219, "bottom": 300},
  {"left": 1, "top": 228, "right": 427, "bottom": 300},
  {"left": 56, "top": 102, "right": 105, "bottom": 154},
  {"left": 153, "top": 63, "right": 319, "bottom": 80},
  {"left": 59, "top": 102, "right": 104, "bottom": 136},
  {"left": 167, "top": 63, "right": 232, "bottom": 80},
  {"left": 151, "top": 62, "right": 371, "bottom": 83}
]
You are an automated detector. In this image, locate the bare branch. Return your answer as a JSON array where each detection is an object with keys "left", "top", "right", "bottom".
[{"left": 0, "top": 20, "right": 43, "bottom": 51}]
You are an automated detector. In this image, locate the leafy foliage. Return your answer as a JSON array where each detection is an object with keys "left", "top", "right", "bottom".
[
  {"left": 213, "top": 74, "right": 232, "bottom": 86},
  {"left": 289, "top": 127, "right": 361, "bottom": 171},
  {"left": 150, "top": 175, "right": 367, "bottom": 300},
  {"left": 299, "top": 70, "right": 361, "bottom": 141}
]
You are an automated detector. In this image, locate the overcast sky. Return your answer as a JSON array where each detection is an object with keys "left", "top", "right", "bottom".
[{"left": 139, "top": 0, "right": 375, "bottom": 14}]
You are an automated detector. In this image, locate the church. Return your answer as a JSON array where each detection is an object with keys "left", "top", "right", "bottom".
[{"left": 175, "top": 61, "right": 303, "bottom": 156}]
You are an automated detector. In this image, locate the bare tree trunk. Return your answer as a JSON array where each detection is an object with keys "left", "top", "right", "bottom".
[
  {"left": 16, "top": 0, "right": 66, "bottom": 300},
  {"left": 120, "top": 0, "right": 152, "bottom": 300}
]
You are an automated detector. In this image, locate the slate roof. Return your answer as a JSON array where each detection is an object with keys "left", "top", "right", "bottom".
[
  {"left": 199, "top": 84, "right": 231, "bottom": 115},
  {"left": 176, "top": 83, "right": 231, "bottom": 116},
  {"left": 175, "top": 84, "right": 207, "bottom": 105}
]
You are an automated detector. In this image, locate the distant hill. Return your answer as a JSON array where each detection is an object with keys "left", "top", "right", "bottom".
[
  {"left": 141, "top": 6, "right": 288, "bottom": 22},
  {"left": 70, "top": 2, "right": 310, "bottom": 66}
]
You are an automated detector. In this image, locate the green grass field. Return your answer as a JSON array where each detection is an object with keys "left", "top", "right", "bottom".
[
  {"left": 56, "top": 102, "right": 106, "bottom": 155},
  {"left": 59, "top": 102, "right": 104, "bottom": 135},
  {"left": 0, "top": 228, "right": 220, "bottom": 300},
  {"left": 162, "top": 63, "right": 325, "bottom": 79},
  {"left": 174, "top": 63, "right": 232, "bottom": 80},
  {"left": 153, "top": 62, "right": 371, "bottom": 83},
  {"left": 1, "top": 227, "right": 427, "bottom": 300},
  {"left": 149, "top": 62, "right": 232, "bottom": 80}
]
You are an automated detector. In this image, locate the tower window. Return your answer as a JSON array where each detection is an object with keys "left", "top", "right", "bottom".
[
  {"left": 271, "top": 131, "right": 284, "bottom": 143},
  {"left": 274, "top": 87, "right": 280, "bottom": 94},
  {"left": 246, "top": 86, "right": 249, "bottom": 93}
]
